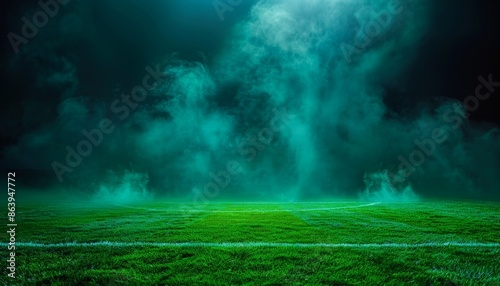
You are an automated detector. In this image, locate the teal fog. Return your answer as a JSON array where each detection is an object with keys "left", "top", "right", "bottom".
[{"left": 1, "top": 0, "right": 499, "bottom": 203}]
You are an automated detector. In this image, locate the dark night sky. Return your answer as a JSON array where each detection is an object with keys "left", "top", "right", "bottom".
[{"left": 1, "top": 0, "right": 499, "bottom": 201}]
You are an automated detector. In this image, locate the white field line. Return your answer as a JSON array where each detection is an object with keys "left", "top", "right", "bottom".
[
  {"left": 113, "top": 202, "right": 382, "bottom": 213},
  {"left": 210, "top": 202, "right": 382, "bottom": 213},
  {"left": 2, "top": 241, "right": 500, "bottom": 248}
]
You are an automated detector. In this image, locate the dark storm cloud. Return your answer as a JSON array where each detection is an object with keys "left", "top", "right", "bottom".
[{"left": 1, "top": 0, "right": 499, "bottom": 202}]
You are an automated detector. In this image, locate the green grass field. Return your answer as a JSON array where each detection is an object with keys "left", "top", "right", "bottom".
[{"left": 2, "top": 201, "right": 500, "bottom": 285}]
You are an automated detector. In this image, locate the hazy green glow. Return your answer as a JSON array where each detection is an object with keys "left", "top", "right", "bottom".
[{"left": 5, "top": 0, "right": 500, "bottom": 202}]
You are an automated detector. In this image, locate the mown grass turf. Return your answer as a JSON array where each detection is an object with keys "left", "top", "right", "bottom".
[{"left": 1, "top": 201, "right": 499, "bottom": 285}]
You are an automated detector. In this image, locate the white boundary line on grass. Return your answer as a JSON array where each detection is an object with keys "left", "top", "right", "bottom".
[
  {"left": 2, "top": 241, "right": 500, "bottom": 248},
  {"left": 209, "top": 202, "right": 382, "bottom": 213},
  {"left": 113, "top": 202, "right": 382, "bottom": 213}
]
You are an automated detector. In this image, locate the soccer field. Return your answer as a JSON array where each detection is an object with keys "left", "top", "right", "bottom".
[{"left": 3, "top": 201, "right": 500, "bottom": 285}]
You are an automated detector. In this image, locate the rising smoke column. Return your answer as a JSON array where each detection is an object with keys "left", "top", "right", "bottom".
[
  {"left": 210, "top": 0, "right": 429, "bottom": 200},
  {"left": 2, "top": 0, "right": 499, "bottom": 202}
]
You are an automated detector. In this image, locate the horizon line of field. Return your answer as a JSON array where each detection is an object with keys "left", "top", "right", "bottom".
[
  {"left": 109, "top": 202, "right": 382, "bottom": 212},
  {"left": 3, "top": 242, "right": 500, "bottom": 248}
]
